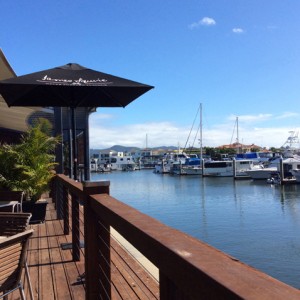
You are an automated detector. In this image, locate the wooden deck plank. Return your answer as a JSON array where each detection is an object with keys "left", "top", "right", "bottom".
[
  {"left": 39, "top": 219, "right": 56, "bottom": 300},
  {"left": 26, "top": 224, "right": 40, "bottom": 299},
  {"left": 52, "top": 217, "right": 85, "bottom": 300},
  {"left": 49, "top": 201, "right": 85, "bottom": 299},
  {"left": 8, "top": 200, "right": 158, "bottom": 300},
  {"left": 111, "top": 241, "right": 159, "bottom": 299},
  {"left": 46, "top": 214, "right": 71, "bottom": 300}
]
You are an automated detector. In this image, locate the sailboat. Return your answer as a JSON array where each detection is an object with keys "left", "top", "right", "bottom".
[
  {"left": 173, "top": 103, "right": 203, "bottom": 175},
  {"left": 202, "top": 116, "right": 256, "bottom": 178}
]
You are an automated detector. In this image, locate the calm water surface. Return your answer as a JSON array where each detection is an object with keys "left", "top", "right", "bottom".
[{"left": 91, "top": 169, "right": 300, "bottom": 288}]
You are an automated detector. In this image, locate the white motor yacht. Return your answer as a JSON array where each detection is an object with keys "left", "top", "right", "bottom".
[
  {"left": 203, "top": 159, "right": 255, "bottom": 177},
  {"left": 246, "top": 157, "right": 300, "bottom": 180}
]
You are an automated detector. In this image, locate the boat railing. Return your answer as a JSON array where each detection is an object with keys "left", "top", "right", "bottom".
[{"left": 52, "top": 174, "right": 300, "bottom": 299}]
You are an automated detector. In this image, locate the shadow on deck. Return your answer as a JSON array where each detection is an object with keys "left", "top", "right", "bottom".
[{"left": 9, "top": 201, "right": 159, "bottom": 300}]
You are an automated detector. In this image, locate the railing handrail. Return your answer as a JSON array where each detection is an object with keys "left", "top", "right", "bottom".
[{"left": 55, "top": 174, "right": 300, "bottom": 299}]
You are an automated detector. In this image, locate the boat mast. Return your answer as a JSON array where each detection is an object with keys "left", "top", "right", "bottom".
[
  {"left": 200, "top": 103, "right": 203, "bottom": 160},
  {"left": 236, "top": 116, "right": 240, "bottom": 154}
]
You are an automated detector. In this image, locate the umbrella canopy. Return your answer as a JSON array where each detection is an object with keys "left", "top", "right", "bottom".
[
  {"left": 0, "top": 63, "right": 153, "bottom": 108},
  {"left": 0, "top": 63, "right": 154, "bottom": 180}
]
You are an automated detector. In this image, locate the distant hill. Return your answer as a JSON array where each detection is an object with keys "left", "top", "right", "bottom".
[{"left": 108, "top": 145, "right": 140, "bottom": 152}]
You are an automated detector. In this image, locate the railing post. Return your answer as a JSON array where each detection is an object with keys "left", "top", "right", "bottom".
[
  {"left": 71, "top": 193, "right": 80, "bottom": 261},
  {"left": 55, "top": 177, "right": 64, "bottom": 220},
  {"left": 160, "top": 271, "right": 188, "bottom": 299},
  {"left": 50, "top": 177, "right": 56, "bottom": 209},
  {"left": 62, "top": 185, "right": 69, "bottom": 235},
  {"left": 83, "top": 181, "right": 110, "bottom": 300}
]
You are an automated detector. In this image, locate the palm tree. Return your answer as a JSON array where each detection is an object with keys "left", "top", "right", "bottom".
[{"left": 0, "top": 118, "right": 60, "bottom": 201}]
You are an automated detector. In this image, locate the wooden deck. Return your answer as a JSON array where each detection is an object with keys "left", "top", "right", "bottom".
[{"left": 8, "top": 202, "right": 159, "bottom": 300}]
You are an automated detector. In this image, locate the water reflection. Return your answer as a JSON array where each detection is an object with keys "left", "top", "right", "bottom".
[
  {"left": 278, "top": 184, "right": 300, "bottom": 224},
  {"left": 200, "top": 176, "right": 208, "bottom": 239}
]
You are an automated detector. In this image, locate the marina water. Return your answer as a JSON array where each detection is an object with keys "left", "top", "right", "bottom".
[{"left": 91, "top": 169, "right": 300, "bottom": 288}]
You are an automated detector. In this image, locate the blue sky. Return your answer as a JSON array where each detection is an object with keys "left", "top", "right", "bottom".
[{"left": 1, "top": 0, "right": 300, "bottom": 149}]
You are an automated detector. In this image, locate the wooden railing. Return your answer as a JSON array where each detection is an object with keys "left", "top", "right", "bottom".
[{"left": 52, "top": 174, "right": 300, "bottom": 300}]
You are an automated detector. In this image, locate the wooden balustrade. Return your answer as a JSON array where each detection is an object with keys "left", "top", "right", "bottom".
[{"left": 53, "top": 174, "right": 300, "bottom": 300}]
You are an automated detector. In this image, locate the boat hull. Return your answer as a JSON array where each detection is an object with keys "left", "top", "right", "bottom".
[
  {"left": 203, "top": 160, "right": 254, "bottom": 178},
  {"left": 246, "top": 168, "right": 277, "bottom": 180}
]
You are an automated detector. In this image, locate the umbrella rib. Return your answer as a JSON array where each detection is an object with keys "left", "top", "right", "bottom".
[
  {"left": 76, "top": 88, "right": 125, "bottom": 108},
  {"left": 47, "top": 87, "right": 74, "bottom": 107}
]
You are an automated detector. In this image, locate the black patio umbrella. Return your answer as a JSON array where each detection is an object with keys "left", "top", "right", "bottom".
[{"left": 0, "top": 63, "right": 153, "bottom": 180}]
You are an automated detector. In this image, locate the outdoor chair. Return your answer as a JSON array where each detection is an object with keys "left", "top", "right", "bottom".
[
  {"left": 0, "top": 212, "right": 34, "bottom": 300},
  {"left": 0, "top": 229, "right": 34, "bottom": 300},
  {"left": 0, "top": 191, "right": 24, "bottom": 212},
  {"left": 0, "top": 212, "right": 32, "bottom": 236}
]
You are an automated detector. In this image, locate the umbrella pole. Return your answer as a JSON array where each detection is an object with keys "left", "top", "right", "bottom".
[{"left": 71, "top": 107, "right": 78, "bottom": 181}]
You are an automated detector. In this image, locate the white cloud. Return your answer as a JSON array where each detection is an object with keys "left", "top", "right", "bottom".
[
  {"left": 201, "top": 17, "right": 216, "bottom": 26},
  {"left": 89, "top": 113, "right": 115, "bottom": 125},
  {"left": 227, "top": 112, "right": 299, "bottom": 123},
  {"left": 232, "top": 28, "right": 244, "bottom": 34},
  {"left": 90, "top": 121, "right": 294, "bottom": 149},
  {"left": 89, "top": 121, "right": 193, "bottom": 149},
  {"left": 276, "top": 112, "right": 300, "bottom": 119},
  {"left": 228, "top": 114, "right": 272, "bottom": 123},
  {"left": 89, "top": 116, "right": 297, "bottom": 150},
  {"left": 189, "top": 17, "right": 216, "bottom": 29}
]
